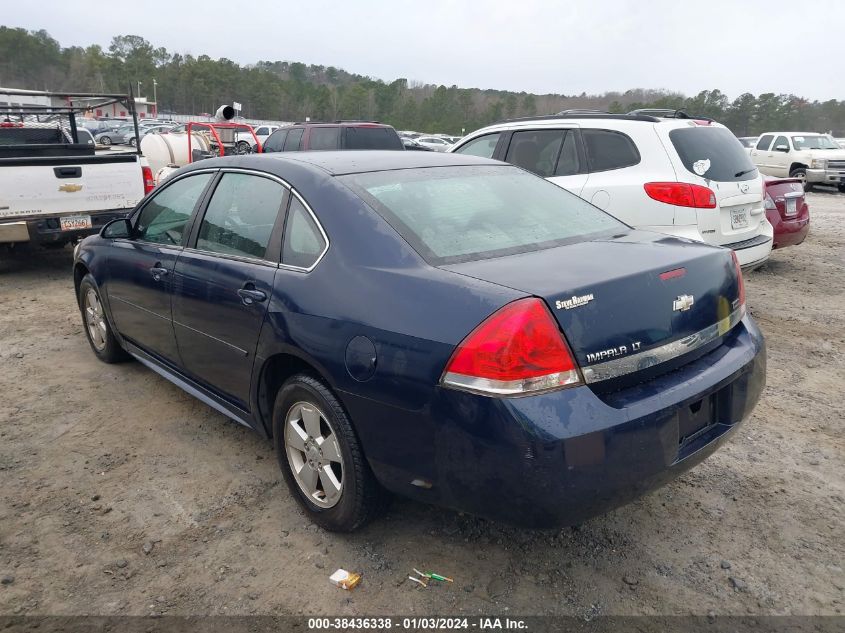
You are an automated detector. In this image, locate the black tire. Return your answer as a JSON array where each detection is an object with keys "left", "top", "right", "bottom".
[
  {"left": 128, "top": 137, "right": 137, "bottom": 147},
  {"left": 789, "top": 167, "right": 811, "bottom": 191},
  {"left": 236, "top": 140, "right": 252, "bottom": 155},
  {"left": 272, "top": 373, "right": 388, "bottom": 531},
  {"left": 78, "top": 274, "right": 128, "bottom": 363},
  {"left": 100, "top": 136, "right": 111, "bottom": 145},
  {"left": 838, "top": 184, "right": 845, "bottom": 194}
]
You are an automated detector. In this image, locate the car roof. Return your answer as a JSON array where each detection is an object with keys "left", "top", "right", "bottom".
[{"left": 194, "top": 150, "right": 501, "bottom": 176}]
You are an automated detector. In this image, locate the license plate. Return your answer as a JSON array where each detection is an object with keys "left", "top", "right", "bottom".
[
  {"left": 786, "top": 198, "right": 797, "bottom": 216},
  {"left": 59, "top": 215, "right": 92, "bottom": 231},
  {"left": 730, "top": 207, "right": 749, "bottom": 229}
]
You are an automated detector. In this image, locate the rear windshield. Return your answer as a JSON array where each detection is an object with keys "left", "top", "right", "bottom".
[
  {"left": 669, "top": 126, "right": 757, "bottom": 182},
  {"left": 341, "top": 165, "right": 625, "bottom": 265},
  {"left": 344, "top": 126, "right": 403, "bottom": 150}
]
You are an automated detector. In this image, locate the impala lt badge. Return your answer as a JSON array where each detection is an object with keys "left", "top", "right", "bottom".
[{"left": 673, "top": 294, "right": 695, "bottom": 312}]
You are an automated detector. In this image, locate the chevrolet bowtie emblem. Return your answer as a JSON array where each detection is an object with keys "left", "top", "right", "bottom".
[
  {"left": 58, "top": 184, "right": 83, "bottom": 193},
  {"left": 673, "top": 294, "right": 694, "bottom": 312}
]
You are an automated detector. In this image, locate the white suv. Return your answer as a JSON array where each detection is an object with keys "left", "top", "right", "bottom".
[{"left": 450, "top": 112, "right": 772, "bottom": 268}]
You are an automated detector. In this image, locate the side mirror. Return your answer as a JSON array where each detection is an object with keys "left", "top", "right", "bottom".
[
  {"left": 101, "top": 217, "right": 132, "bottom": 239},
  {"left": 775, "top": 144, "right": 789, "bottom": 152}
]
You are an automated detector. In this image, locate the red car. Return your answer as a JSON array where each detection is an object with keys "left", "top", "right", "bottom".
[{"left": 764, "top": 177, "right": 810, "bottom": 249}]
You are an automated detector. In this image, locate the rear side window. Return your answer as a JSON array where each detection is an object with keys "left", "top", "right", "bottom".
[
  {"left": 756, "top": 135, "right": 773, "bottom": 151},
  {"left": 196, "top": 173, "right": 285, "bottom": 260},
  {"left": 342, "top": 165, "right": 625, "bottom": 265},
  {"left": 582, "top": 129, "right": 640, "bottom": 172},
  {"left": 309, "top": 127, "right": 340, "bottom": 150},
  {"left": 453, "top": 132, "right": 501, "bottom": 158},
  {"left": 282, "top": 197, "right": 327, "bottom": 269},
  {"left": 263, "top": 129, "right": 287, "bottom": 152},
  {"left": 505, "top": 130, "right": 564, "bottom": 177},
  {"left": 344, "top": 126, "right": 403, "bottom": 150},
  {"left": 135, "top": 173, "right": 213, "bottom": 245},
  {"left": 284, "top": 128, "right": 304, "bottom": 151},
  {"left": 669, "top": 126, "right": 757, "bottom": 182}
]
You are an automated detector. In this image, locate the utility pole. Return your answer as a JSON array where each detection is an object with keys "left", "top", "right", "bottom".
[
  {"left": 152, "top": 79, "right": 158, "bottom": 117},
  {"left": 137, "top": 81, "right": 142, "bottom": 97}
]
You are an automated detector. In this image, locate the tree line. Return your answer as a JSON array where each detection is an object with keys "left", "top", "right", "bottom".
[{"left": 1, "top": 27, "right": 843, "bottom": 136}]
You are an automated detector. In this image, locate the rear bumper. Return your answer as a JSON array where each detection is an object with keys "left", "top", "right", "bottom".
[
  {"left": 0, "top": 210, "right": 128, "bottom": 244},
  {"left": 346, "top": 316, "right": 766, "bottom": 527},
  {"left": 766, "top": 209, "right": 810, "bottom": 248},
  {"left": 724, "top": 233, "right": 773, "bottom": 269}
]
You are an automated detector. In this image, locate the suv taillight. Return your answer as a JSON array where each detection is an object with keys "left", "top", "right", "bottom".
[
  {"left": 440, "top": 298, "right": 582, "bottom": 396},
  {"left": 141, "top": 166, "right": 155, "bottom": 194},
  {"left": 644, "top": 182, "right": 717, "bottom": 208}
]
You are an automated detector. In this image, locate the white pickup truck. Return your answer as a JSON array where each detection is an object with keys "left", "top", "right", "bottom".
[
  {"left": 0, "top": 89, "right": 153, "bottom": 250},
  {"left": 750, "top": 131, "right": 845, "bottom": 192}
]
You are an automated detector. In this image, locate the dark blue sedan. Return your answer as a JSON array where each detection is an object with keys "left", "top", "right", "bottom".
[{"left": 73, "top": 151, "right": 765, "bottom": 531}]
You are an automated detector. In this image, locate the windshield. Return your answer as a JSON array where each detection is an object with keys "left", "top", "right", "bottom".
[
  {"left": 341, "top": 165, "right": 626, "bottom": 265},
  {"left": 791, "top": 135, "right": 839, "bottom": 150},
  {"left": 669, "top": 126, "right": 757, "bottom": 181}
]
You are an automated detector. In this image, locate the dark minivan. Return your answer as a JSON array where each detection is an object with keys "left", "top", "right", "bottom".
[{"left": 262, "top": 122, "right": 404, "bottom": 153}]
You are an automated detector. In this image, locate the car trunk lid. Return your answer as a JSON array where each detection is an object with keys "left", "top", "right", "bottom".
[{"left": 441, "top": 231, "right": 743, "bottom": 380}]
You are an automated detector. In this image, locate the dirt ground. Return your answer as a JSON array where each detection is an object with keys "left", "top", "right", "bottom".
[{"left": 0, "top": 190, "right": 842, "bottom": 618}]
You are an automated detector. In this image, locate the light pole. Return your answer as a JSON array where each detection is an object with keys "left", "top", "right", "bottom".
[
  {"left": 137, "top": 80, "right": 142, "bottom": 97},
  {"left": 152, "top": 79, "right": 158, "bottom": 118}
]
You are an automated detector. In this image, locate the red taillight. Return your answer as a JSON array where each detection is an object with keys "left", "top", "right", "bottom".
[
  {"left": 441, "top": 298, "right": 582, "bottom": 396},
  {"left": 731, "top": 251, "right": 746, "bottom": 309},
  {"left": 141, "top": 165, "right": 155, "bottom": 194},
  {"left": 644, "top": 182, "right": 717, "bottom": 208}
]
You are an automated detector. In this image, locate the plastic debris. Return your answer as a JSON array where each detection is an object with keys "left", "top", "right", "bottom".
[
  {"left": 412, "top": 568, "right": 453, "bottom": 585},
  {"left": 329, "top": 568, "right": 361, "bottom": 590}
]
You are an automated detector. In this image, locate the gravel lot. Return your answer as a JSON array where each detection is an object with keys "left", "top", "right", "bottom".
[{"left": 0, "top": 190, "right": 842, "bottom": 618}]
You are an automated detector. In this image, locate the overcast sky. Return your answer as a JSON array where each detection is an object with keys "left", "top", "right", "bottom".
[{"left": 5, "top": 0, "right": 843, "bottom": 101}]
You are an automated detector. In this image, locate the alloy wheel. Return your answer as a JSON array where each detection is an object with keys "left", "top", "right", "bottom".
[
  {"left": 84, "top": 288, "right": 107, "bottom": 352},
  {"left": 284, "top": 401, "right": 344, "bottom": 508}
]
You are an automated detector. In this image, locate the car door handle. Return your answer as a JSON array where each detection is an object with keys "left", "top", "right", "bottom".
[
  {"left": 149, "top": 266, "right": 169, "bottom": 281},
  {"left": 237, "top": 287, "right": 267, "bottom": 305}
]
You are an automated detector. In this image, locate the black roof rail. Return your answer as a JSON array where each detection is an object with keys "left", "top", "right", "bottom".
[
  {"left": 291, "top": 120, "right": 383, "bottom": 125},
  {"left": 627, "top": 108, "right": 716, "bottom": 123},
  {"left": 556, "top": 108, "right": 609, "bottom": 115},
  {"left": 493, "top": 112, "right": 661, "bottom": 125}
]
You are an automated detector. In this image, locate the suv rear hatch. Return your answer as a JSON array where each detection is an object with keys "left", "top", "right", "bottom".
[
  {"left": 659, "top": 123, "right": 765, "bottom": 249},
  {"left": 442, "top": 232, "right": 743, "bottom": 384}
]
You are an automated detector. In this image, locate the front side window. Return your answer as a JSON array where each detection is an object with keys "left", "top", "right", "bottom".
[
  {"left": 453, "top": 132, "right": 501, "bottom": 158},
  {"left": 342, "top": 165, "right": 625, "bottom": 265},
  {"left": 582, "top": 129, "right": 640, "bottom": 172},
  {"left": 255, "top": 126, "right": 269, "bottom": 136},
  {"left": 282, "top": 197, "right": 327, "bottom": 269},
  {"left": 284, "top": 128, "right": 304, "bottom": 151},
  {"left": 135, "top": 173, "right": 213, "bottom": 245},
  {"left": 773, "top": 135, "right": 789, "bottom": 151},
  {"left": 309, "top": 127, "right": 340, "bottom": 150},
  {"left": 196, "top": 173, "right": 285, "bottom": 260},
  {"left": 264, "top": 129, "right": 287, "bottom": 153}
]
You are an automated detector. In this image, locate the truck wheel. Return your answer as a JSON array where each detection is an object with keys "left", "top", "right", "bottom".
[
  {"left": 236, "top": 141, "right": 252, "bottom": 154},
  {"left": 78, "top": 274, "right": 128, "bottom": 363},
  {"left": 272, "top": 374, "right": 389, "bottom": 532},
  {"left": 789, "top": 167, "right": 811, "bottom": 191},
  {"left": 100, "top": 136, "right": 111, "bottom": 145}
]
